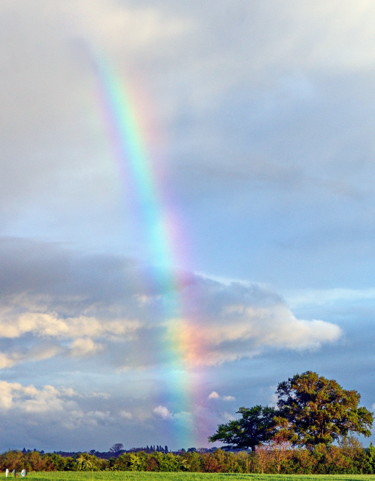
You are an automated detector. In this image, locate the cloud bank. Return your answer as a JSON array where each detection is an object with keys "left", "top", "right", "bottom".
[{"left": 0, "top": 237, "right": 341, "bottom": 371}]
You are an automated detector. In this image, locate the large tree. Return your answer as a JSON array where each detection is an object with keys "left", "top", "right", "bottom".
[
  {"left": 209, "top": 405, "right": 277, "bottom": 451},
  {"left": 275, "top": 371, "right": 373, "bottom": 447}
]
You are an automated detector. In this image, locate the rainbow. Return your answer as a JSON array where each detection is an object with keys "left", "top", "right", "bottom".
[{"left": 91, "top": 52, "right": 203, "bottom": 448}]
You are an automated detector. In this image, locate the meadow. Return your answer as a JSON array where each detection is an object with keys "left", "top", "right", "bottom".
[{"left": 26, "top": 472, "right": 375, "bottom": 481}]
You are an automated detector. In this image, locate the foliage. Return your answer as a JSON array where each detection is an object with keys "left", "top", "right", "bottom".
[
  {"left": 210, "top": 371, "right": 373, "bottom": 452},
  {"left": 366, "top": 443, "right": 375, "bottom": 473},
  {"left": 275, "top": 371, "right": 374, "bottom": 447},
  {"left": 209, "top": 405, "right": 277, "bottom": 451},
  {"left": 0, "top": 369, "right": 374, "bottom": 477},
  {"left": 74, "top": 453, "right": 104, "bottom": 471},
  {"left": 2, "top": 445, "right": 375, "bottom": 475}
]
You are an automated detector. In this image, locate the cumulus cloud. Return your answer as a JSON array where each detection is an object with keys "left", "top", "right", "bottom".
[
  {"left": 69, "top": 338, "right": 104, "bottom": 357},
  {"left": 0, "top": 344, "right": 63, "bottom": 369},
  {"left": 0, "top": 381, "right": 77, "bottom": 412},
  {"left": 0, "top": 238, "right": 341, "bottom": 370},
  {"left": 0, "top": 352, "right": 23, "bottom": 369},
  {"left": 208, "top": 391, "right": 235, "bottom": 401},
  {"left": 0, "top": 311, "right": 140, "bottom": 341},
  {"left": 153, "top": 405, "right": 192, "bottom": 425},
  {"left": 0, "top": 379, "right": 142, "bottom": 435},
  {"left": 153, "top": 405, "right": 173, "bottom": 420},
  {"left": 166, "top": 280, "right": 342, "bottom": 367}
]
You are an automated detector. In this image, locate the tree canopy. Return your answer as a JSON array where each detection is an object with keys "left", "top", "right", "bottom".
[
  {"left": 208, "top": 405, "right": 277, "bottom": 451},
  {"left": 275, "top": 371, "right": 373, "bottom": 447},
  {"left": 209, "top": 371, "right": 373, "bottom": 451}
]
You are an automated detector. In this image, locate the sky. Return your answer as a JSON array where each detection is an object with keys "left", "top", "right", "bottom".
[{"left": 1, "top": 0, "right": 375, "bottom": 452}]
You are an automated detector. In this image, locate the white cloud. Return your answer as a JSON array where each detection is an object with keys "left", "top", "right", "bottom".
[
  {"left": 167, "top": 283, "right": 342, "bottom": 367},
  {"left": 0, "top": 310, "right": 141, "bottom": 340},
  {"left": 0, "top": 381, "right": 76, "bottom": 413},
  {"left": 153, "top": 405, "right": 173, "bottom": 420},
  {"left": 69, "top": 338, "right": 104, "bottom": 357},
  {"left": 0, "top": 380, "right": 134, "bottom": 433},
  {"left": 153, "top": 405, "right": 191, "bottom": 424},
  {"left": 0, "top": 352, "right": 22, "bottom": 369},
  {"left": 208, "top": 391, "right": 235, "bottom": 401}
]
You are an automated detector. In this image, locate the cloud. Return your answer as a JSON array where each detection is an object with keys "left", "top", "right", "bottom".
[
  {"left": 0, "top": 311, "right": 140, "bottom": 341},
  {"left": 120, "top": 410, "right": 133, "bottom": 420},
  {"left": 208, "top": 391, "right": 235, "bottom": 401},
  {"left": 153, "top": 405, "right": 192, "bottom": 426},
  {"left": 68, "top": 0, "right": 193, "bottom": 54},
  {"left": 1, "top": 0, "right": 375, "bottom": 292},
  {"left": 0, "top": 352, "right": 23, "bottom": 369},
  {"left": 0, "top": 381, "right": 77, "bottom": 412},
  {"left": 167, "top": 280, "right": 342, "bottom": 366},
  {"left": 0, "top": 238, "right": 341, "bottom": 370},
  {"left": 283, "top": 287, "right": 375, "bottom": 309},
  {"left": 223, "top": 395, "right": 235, "bottom": 401},
  {"left": 153, "top": 405, "right": 173, "bottom": 420},
  {"left": 0, "top": 379, "right": 145, "bottom": 431},
  {"left": 69, "top": 338, "right": 104, "bottom": 357},
  {"left": 0, "top": 378, "right": 156, "bottom": 450}
]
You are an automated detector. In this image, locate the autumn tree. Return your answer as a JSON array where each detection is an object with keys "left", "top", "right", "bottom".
[
  {"left": 209, "top": 405, "right": 277, "bottom": 451},
  {"left": 275, "top": 371, "right": 373, "bottom": 447},
  {"left": 75, "top": 453, "right": 103, "bottom": 471}
]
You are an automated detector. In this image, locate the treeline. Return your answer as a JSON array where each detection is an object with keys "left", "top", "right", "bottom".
[
  {"left": 2, "top": 442, "right": 375, "bottom": 474},
  {"left": 52, "top": 446, "right": 171, "bottom": 461}
]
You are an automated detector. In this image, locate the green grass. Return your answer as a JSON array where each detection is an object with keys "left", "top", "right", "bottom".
[{"left": 25, "top": 472, "right": 375, "bottom": 481}]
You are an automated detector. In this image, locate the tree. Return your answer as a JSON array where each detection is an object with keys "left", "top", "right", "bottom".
[
  {"left": 209, "top": 405, "right": 277, "bottom": 451},
  {"left": 275, "top": 371, "right": 373, "bottom": 447},
  {"left": 75, "top": 453, "right": 102, "bottom": 471},
  {"left": 109, "top": 443, "right": 124, "bottom": 454}
]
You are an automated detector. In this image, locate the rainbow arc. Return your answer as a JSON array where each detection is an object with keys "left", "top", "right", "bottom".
[{"left": 92, "top": 53, "right": 203, "bottom": 448}]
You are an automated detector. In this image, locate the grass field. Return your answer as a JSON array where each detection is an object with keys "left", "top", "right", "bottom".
[{"left": 26, "top": 472, "right": 375, "bottom": 481}]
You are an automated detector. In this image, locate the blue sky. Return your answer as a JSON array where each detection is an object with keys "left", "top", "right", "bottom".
[{"left": 1, "top": 0, "right": 375, "bottom": 451}]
